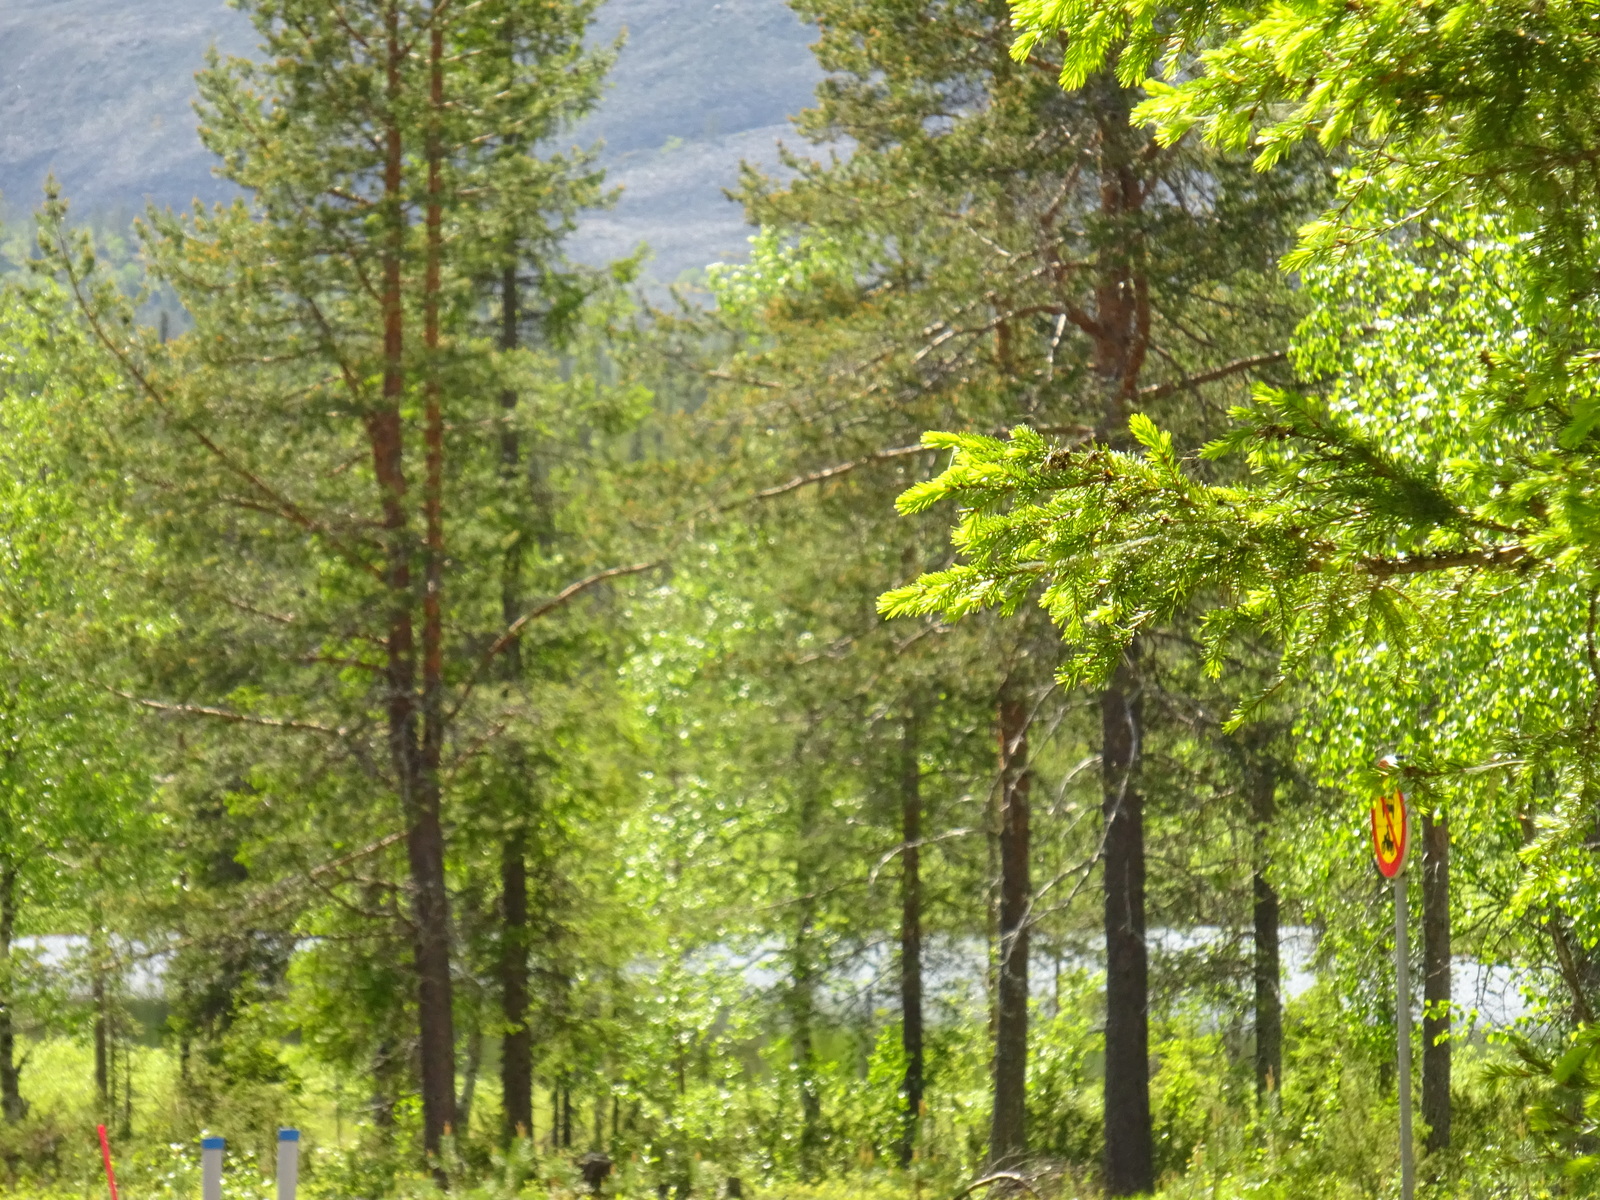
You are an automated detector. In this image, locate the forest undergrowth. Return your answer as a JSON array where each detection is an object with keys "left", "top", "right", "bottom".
[{"left": 0, "top": 980, "right": 1559, "bottom": 1199}]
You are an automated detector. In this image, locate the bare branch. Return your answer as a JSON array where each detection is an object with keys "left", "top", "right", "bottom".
[
  {"left": 947, "top": 1173, "right": 1043, "bottom": 1200},
  {"left": 733, "top": 422, "right": 1096, "bottom": 509},
  {"left": 707, "top": 369, "right": 781, "bottom": 390},
  {"left": 1359, "top": 545, "right": 1530, "bottom": 577},
  {"left": 449, "top": 562, "right": 663, "bottom": 722},
  {"left": 744, "top": 443, "right": 933, "bottom": 504},
  {"left": 486, "top": 561, "right": 661, "bottom": 661},
  {"left": 111, "top": 690, "right": 347, "bottom": 736},
  {"left": 245, "top": 830, "right": 409, "bottom": 917},
  {"left": 1138, "top": 350, "right": 1290, "bottom": 403}
]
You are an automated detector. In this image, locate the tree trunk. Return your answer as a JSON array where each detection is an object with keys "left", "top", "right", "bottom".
[
  {"left": 398, "top": 311, "right": 458, "bottom": 1173},
  {"left": 985, "top": 777, "right": 1000, "bottom": 1063},
  {"left": 412, "top": 11, "right": 458, "bottom": 1171},
  {"left": 374, "top": 7, "right": 456, "bottom": 1168},
  {"left": 1102, "top": 654, "right": 1151, "bottom": 1196},
  {"left": 372, "top": 1039, "right": 399, "bottom": 1133},
  {"left": 1251, "top": 762, "right": 1282, "bottom": 1103},
  {"left": 501, "top": 830, "right": 534, "bottom": 1142},
  {"left": 0, "top": 860, "right": 24, "bottom": 1123},
  {"left": 792, "top": 783, "right": 824, "bottom": 1180},
  {"left": 990, "top": 675, "right": 1032, "bottom": 1167},
  {"left": 793, "top": 954, "right": 822, "bottom": 1179},
  {"left": 121, "top": 1031, "right": 133, "bottom": 1137},
  {"left": 1422, "top": 809, "right": 1451, "bottom": 1152},
  {"left": 1085, "top": 67, "right": 1155, "bottom": 1194},
  {"left": 458, "top": 1020, "right": 483, "bottom": 1137},
  {"left": 1513, "top": 811, "right": 1595, "bottom": 1022},
  {"left": 496, "top": 204, "right": 538, "bottom": 1144},
  {"left": 91, "top": 924, "right": 110, "bottom": 1126},
  {"left": 898, "top": 713, "right": 924, "bottom": 1168}
]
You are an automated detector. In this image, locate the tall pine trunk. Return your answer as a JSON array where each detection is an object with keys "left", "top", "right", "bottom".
[
  {"left": 412, "top": 12, "right": 458, "bottom": 1165},
  {"left": 1102, "top": 654, "right": 1151, "bottom": 1196},
  {"left": 1251, "top": 762, "right": 1282, "bottom": 1102},
  {"left": 497, "top": 237, "right": 536, "bottom": 1144},
  {"left": 898, "top": 711, "right": 924, "bottom": 1167},
  {"left": 0, "top": 859, "right": 23, "bottom": 1123},
  {"left": 374, "top": 6, "right": 455, "bottom": 1164},
  {"left": 1422, "top": 810, "right": 1451, "bottom": 1151},
  {"left": 1092, "top": 70, "right": 1155, "bottom": 1196},
  {"left": 990, "top": 675, "right": 1031, "bottom": 1166}
]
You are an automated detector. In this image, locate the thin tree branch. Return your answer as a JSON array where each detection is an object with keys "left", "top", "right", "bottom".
[
  {"left": 448, "top": 562, "right": 662, "bottom": 722},
  {"left": 244, "top": 829, "right": 410, "bottom": 920},
  {"left": 736, "top": 423, "right": 1096, "bottom": 508},
  {"left": 1359, "top": 545, "right": 1530, "bottom": 577},
  {"left": 48, "top": 223, "right": 385, "bottom": 582},
  {"left": 707, "top": 369, "right": 781, "bottom": 390},
  {"left": 947, "top": 1173, "right": 1042, "bottom": 1200},
  {"left": 485, "top": 561, "right": 660, "bottom": 662},
  {"left": 111, "top": 690, "right": 347, "bottom": 736},
  {"left": 742, "top": 443, "right": 933, "bottom": 504},
  {"left": 1137, "top": 350, "right": 1290, "bottom": 403}
]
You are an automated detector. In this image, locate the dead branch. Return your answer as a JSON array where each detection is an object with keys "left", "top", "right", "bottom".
[{"left": 112, "top": 691, "right": 347, "bottom": 736}]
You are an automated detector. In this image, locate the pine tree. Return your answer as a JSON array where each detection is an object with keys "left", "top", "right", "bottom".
[
  {"left": 40, "top": 0, "right": 621, "bottom": 1166},
  {"left": 697, "top": 0, "right": 1316, "bottom": 1183}
]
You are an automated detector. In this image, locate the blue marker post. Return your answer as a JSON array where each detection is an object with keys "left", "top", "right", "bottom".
[
  {"left": 200, "top": 1137, "right": 224, "bottom": 1200},
  {"left": 276, "top": 1129, "right": 300, "bottom": 1200}
]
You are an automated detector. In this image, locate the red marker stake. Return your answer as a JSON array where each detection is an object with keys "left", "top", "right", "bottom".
[{"left": 97, "top": 1124, "right": 120, "bottom": 1200}]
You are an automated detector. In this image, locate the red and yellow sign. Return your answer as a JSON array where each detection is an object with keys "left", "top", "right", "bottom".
[{"left": 1371, "top": 787, "right": 1409, "bottom": 878}]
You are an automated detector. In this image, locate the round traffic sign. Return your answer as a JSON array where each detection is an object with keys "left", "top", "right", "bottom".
[{"left": 1371, "top": 787, "right": 1409, "bottom": 878}]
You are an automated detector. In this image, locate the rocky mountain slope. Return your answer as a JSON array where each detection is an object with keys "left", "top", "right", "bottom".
[{"left": 0, "top": 0, "right": 824, "bottom": 283}]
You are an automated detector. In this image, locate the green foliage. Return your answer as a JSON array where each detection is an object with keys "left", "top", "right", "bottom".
[
  {"left": 1026, "top": 989, "right": 1102, "bottom": 1166},
  {"left": 16, "top": 0, "right": 1600, "bottom": 1195}
]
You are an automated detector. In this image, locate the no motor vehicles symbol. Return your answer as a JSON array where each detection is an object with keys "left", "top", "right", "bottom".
[{"left": 1371, "top": 787, "right": 1408, "bottom": 878}]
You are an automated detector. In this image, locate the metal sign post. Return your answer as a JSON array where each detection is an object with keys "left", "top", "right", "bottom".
[
  {"left": 1372, "top": 779, "right": 1413, "bottom": 1200},
  {"left": 201, "top": 1137, "right": 225, "bottom": 1200},
  {"left": 1393, "top": 871, "right": 1414, "bottom": 1200},
  {"left": 277, "top": 1129, "right": 300, "bottom": 1200}
]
